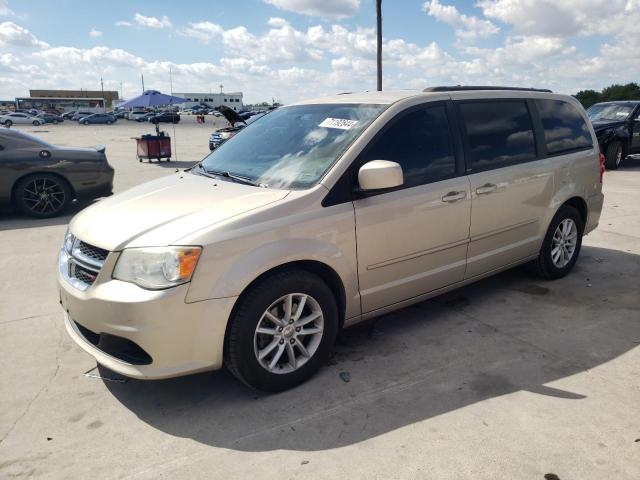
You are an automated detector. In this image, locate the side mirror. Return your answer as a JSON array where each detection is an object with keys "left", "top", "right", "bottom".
[{"left": 358, "top": 160, "right": 403, "bottom": 191}]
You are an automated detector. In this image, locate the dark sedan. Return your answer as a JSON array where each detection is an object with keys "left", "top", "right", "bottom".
[
  {"left": 150, "top": 112, "right": 180, "bottom": 124},
  {"left": 0, "top": 128, "right": 114, "bottom": 218},
  {"left": 37, "top": 113, "right": 64, "bottom": 124},
  {"left": 80, "top": 113, "right": 117, "bottom": 125}
]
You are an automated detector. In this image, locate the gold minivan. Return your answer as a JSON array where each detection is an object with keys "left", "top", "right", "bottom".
[{"left": 58, "top": 87, "right": 604, "bottom": 391}]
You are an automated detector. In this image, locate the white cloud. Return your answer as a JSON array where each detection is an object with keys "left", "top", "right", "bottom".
[
  {"left": 177, "top": 21, "right": 223, "bottom": 43},
  {"left": 89, "top": 28, "right": 102, "bottom": 38},
  {"left": 264, "top": 0, "right": 360, "bottom": 19},
  {"left": 133, "top": 13, "right": 172, "bottom": 29},
  {"left": 0, "top": 21, "right": 48, "bottom": 48},
  {"left": 0, "top": 0, "right": 13, "bottom": 16},
  {"left": 115, "top": 20, "right": 132, "bottom": 27},
  {"left": 424, "top": 0, "right": 499, "bottom": 41}
]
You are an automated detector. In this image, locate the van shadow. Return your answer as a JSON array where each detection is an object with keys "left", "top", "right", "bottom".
[{"left": 102, "top": 245, "right": 640, "bottom": 452}]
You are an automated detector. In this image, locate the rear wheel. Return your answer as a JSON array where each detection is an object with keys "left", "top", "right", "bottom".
[
  {"left": 14, "top": 173, "right": 71, "bottom": 218},
  {"left": 225, "top": 269, "right": 338, "bottom": 392},
  {"left": 529, "top": 205, "right": 584, "bottom": 279},
  {"left": 52, "top": 119, "right": 59, "bottom": 124},
  {"left": 604, "top": 140, "right": 625, "bottom": 170},
  {"left": 106, "top": 120, "right": 112, "bottom": 125}
]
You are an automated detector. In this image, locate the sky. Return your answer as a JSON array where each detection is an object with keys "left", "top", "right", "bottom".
[{"left": 0, "top": 0, "right": 638, "bottom": 104}]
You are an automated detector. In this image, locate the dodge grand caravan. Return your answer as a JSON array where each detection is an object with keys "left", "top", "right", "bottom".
[{"left": 58, "top": 86, "right": 604, "bottom": 391}]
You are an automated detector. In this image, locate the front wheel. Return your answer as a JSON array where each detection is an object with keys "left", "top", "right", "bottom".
[
  {"left": 106, "top": 120, "right": 112, "bottom": 125},
  {"left": 529, "top": 205, "right": 584, "bottom": 279},
  {"left": 4, "top": 120, "right": 12, "bottom": 127},
  {"left": 33, "top": 120, "right": 40, "bottom": 126},
  {"left": 604, "top": 140, "right": 625, "bottom": 170},
  {"left": 82, "top": 121, "right": 89, "bottom": 125},
  {"left": 225, "top": 270, "right": 339, "bottom": 392},
  {"left": 52, "top": 119, "right": 59, "bottom": 124}
]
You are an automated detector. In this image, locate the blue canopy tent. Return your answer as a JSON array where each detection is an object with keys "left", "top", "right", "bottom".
[
  {"left": 118, "top": 90, "right": 188, "bottom": 109},
  {"left": 120, "top": 90, "right": 188, "bottom": 162}
]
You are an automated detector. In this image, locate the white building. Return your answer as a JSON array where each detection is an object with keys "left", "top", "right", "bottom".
[{"left": 174, "top": 92, "right": 244, "bottom": 111}]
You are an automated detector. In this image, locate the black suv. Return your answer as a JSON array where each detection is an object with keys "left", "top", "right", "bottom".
[
  {"left": 150, "top": 112, "right": 180, "bottom": 124},
  {"left": 586, "top": 101, "right": 640, "bottom": 169}
]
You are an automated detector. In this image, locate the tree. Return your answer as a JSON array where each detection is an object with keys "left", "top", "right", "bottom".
[{"left": 574, "top": 82, "right": 640, "bottom": 108}]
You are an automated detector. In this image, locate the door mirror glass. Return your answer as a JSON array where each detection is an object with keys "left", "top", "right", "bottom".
[{"left": 358, "top": 160, "right": 403, "bottom": 191}]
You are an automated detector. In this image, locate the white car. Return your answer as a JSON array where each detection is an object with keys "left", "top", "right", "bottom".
[
  {"left": 1, "top": 112, "right": 45, "bottom": 126},
  {"left": 128, "top": 111, "right": 150, "bottom": 121}
]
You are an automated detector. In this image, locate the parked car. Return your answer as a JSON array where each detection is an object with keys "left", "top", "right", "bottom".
[
  {"left": 80, "top": 113, "right": 117, "bottom": 125},
  {"left": 37, "top": 113, "right": 64, "bottom": 124},
  {"left": 61, "top": 111, "right": 77, "bottom": 120},
  {"left": 150, "top": 112, "right": 180, "bottom": 124},
  {"left": 71, "top": 111, "right": 95, "bottom": 121},
  {"left": 112, "top": 111, "right": 127, "bottom": 119},
  {"left": 58, "top": 86, "right": 603, "bottom": 391},
  {"left": 128, "top": 110, "right": 150, "bottom": 121},
  {"left": 0, "top": 129, "right": 113, "bottom": 218},
  {"left": 0, "top": 112, "right": 45, "bottom": 126},
  {"left": 135, "top": 112, "right": 156, "bottom": 122},
  {"left": 586, "top": 100, "right": 640, "bottom": 169}
]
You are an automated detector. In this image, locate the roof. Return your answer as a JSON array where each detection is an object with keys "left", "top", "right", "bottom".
[
  {"left": 291, "top": 90, "right": 423, "bottom": 106},
  {"left": 290, "top": 87, "right": 563, "bottom": 106}
]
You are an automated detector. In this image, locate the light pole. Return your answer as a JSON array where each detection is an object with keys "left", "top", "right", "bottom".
[{"left": 376, "top": 0, "right": 382, "bottom": 91}]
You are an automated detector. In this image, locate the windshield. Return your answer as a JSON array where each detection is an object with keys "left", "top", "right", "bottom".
[
  {"left": 199, "top": 103, "right": 387, "bottom": 189},
  {"left": 587, "top": 103, "right": 634, "bottom": 121}
]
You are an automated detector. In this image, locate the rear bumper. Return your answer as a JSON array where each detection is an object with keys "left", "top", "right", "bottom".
[
  {"left": 59, "top": 270, "right": 237, "bottom": 379},
  {"left": 585, "top": 192, "right": 604, "bottom": 235}
]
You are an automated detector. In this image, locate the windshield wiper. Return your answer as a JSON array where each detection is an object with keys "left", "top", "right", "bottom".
[{"left": 195, "top": 164, "right": 265, "bottom": 187}]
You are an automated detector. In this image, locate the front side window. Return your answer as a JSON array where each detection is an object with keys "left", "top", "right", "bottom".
[
  {"left": 357, "top": 105, "right": 456, "bottom": 188},
  {"left": 459, "top": 101, "right": 536, "bottom": 170},
  {"left": 200, "top": 103, "right": 387, "bottom": 189},
  {"left": 537, "top": 99, "right": 592, "bottom": 154}
]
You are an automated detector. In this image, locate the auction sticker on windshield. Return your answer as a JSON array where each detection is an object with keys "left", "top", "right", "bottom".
[{"left": 318, "top": 118, "right": 359, "bottom": 130}]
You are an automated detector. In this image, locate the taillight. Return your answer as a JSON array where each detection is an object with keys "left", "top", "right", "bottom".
[{"left": 599, "top": 153, "right": 605, "bottom": 183}]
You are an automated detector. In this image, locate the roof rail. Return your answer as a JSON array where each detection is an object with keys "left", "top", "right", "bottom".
[{"left": 423, "top": 85, "right": 552, "bottom": 93}]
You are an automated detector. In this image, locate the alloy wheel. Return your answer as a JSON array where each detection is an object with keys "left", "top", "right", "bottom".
[
  {"left": 551, "top": 218, "right": 578, "bottom": 268},
  {"left": 21, "top": 177, "right": 66, "bottom": 215},
  {"left": 253, "top": 293, "right": 324, "bottom": 374}
]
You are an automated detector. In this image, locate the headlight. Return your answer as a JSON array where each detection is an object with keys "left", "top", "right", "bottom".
[
  {"left": 63, "top": 229, "right": 75, "bottom": 254},
  {"left": 113, "top": 246, "right": 202, "bottom": 290}
]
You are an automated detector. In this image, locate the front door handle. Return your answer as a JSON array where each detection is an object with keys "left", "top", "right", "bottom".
[
  {"left": 476, "top": 183, "right": 498, "bottom": 195},
  {"left": 442, "top": 191, "right": 467, "bottom": 203}
]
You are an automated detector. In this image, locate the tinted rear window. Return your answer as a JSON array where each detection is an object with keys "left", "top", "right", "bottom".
[
  {"left": 459, "top": 101, "right": 536, "bottom": 170},
  {"left": 536, "top": 99, "right": 592, "bottom": 155}
]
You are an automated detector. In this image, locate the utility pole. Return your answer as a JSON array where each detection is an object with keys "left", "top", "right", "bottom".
[
  {"left": 376, "top": 0, "right": 382, "bottom": 91},
  {"left": 100, "top": 77, "right": 104, "bottom": 111},
  {"left": 141, "top": 74, "right": 145, "bottom": 93}
]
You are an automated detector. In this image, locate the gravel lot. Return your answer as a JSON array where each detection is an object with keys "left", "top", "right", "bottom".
[{"left": 1, "top": 120, "right": 639, "bottom": 479}]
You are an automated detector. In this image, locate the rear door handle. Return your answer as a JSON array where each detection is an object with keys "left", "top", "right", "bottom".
[
  {"left": 476, "top": 183, "right": 498, "bottom": 195},
  {"left": 442, "top": 191, "right": 467, "bottom": 203}
]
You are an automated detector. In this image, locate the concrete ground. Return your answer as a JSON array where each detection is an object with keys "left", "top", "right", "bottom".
[{"left": 0, "top": 120, "right": 639, "bottom": 479}]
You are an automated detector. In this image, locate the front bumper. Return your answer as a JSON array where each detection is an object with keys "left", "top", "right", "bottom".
[{"left": 59, "top": 267, "right": 237, "bottom": 379}]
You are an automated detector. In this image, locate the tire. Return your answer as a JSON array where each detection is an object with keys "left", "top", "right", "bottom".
[
  {"left": 225, "top": 269, "right": 339, "bottom": 392},
  {"left": 529, "top": 205, "right": 584, "bottom": 280},
  {"left": 4, "top": 120, "right": 12, "bottom": 127},
  {"left": 82, "top": 121, "right": 89, "bottom": 125},
  {"left": 33, "top": 120, "right": 40, "bottom": 125},
  {"left": 14, "top": 173, "right": 71, "bottom": 218},
  {"left": 106, "top": 120, "right": 112, "bottom": 125},
  {"left": 604, "top": 140, "right": 625, "bottom": 170},
  {"left": 52, "top": 120, "right": 59, "bottom": 124}
]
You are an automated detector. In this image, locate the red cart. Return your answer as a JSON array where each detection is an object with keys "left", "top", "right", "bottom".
[{"left": 135, "top": 134, "right": 172, "bottom": 162}]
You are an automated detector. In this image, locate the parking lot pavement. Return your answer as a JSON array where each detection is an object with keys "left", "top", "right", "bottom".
[{"left": 0, "top": 121, "right": 639, "bottom": 479}]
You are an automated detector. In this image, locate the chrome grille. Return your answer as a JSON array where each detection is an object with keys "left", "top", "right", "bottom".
[
  {"left": 60, "top": 236, "right": 110, "bottom": 291},
  {"left": 77, "top": 241, "right": 108, "bottom": 263}
]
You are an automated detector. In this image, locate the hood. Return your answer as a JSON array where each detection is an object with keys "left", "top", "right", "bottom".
[
  {"left": 591, "top": 119, "right": 626, "bottom": 131},
  {"left": 70, "top": 172, "right": 289, "bottom": 251},
  {"left": 216, "top": 105, "right": 245, "bottom": 126}
]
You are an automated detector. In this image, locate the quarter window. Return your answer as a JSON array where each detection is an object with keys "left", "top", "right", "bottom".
[
  {"left": 358, "top": 105, "right": 456, "bottom": 188},
  {"left": 459, "top": 101, "right": 536, "bottom": 170},
  {"left": 536, "top": 99, "right": 592, "bottom": 154}
]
